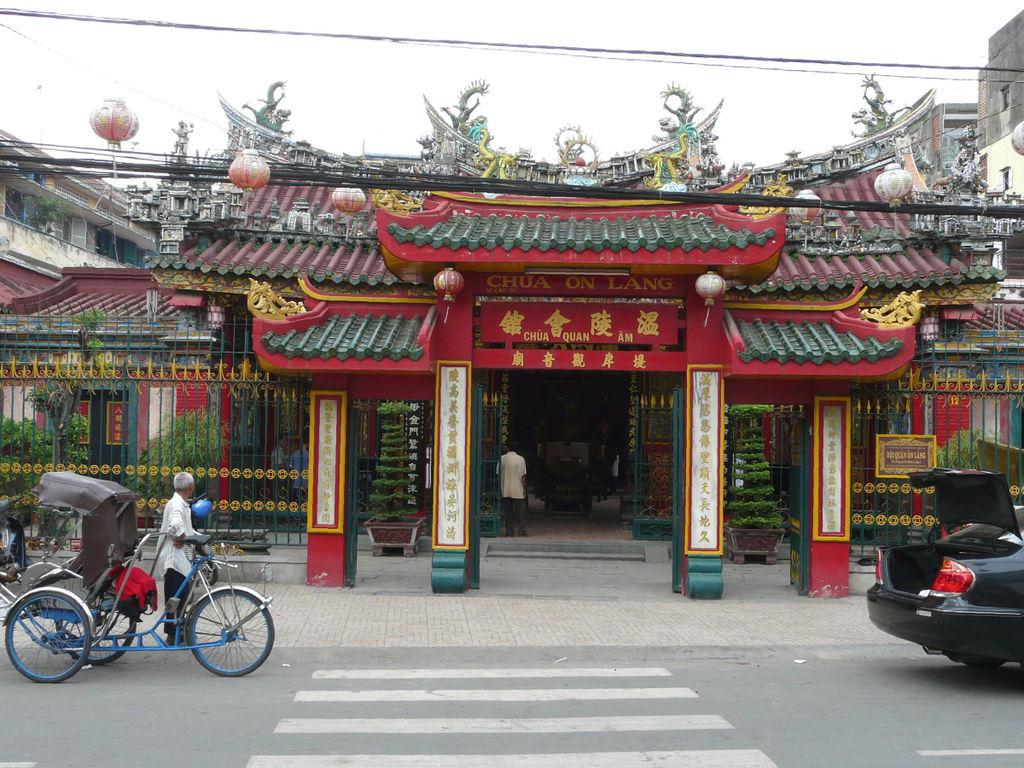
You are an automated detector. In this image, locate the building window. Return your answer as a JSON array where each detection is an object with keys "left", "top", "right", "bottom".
[
  {"left": 3, "top": 188, "right": 24, "bottom": 221},
  {"left": 1001, "top": 85, "right": 1011, "bottom": 111},
  {"left": 1002, "top": 166, "right": 1013, "bottom": 191}
]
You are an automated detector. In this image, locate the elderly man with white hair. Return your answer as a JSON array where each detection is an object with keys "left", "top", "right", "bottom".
[{"left": 159, "top": 471, "right": 198, "bottom": 645}]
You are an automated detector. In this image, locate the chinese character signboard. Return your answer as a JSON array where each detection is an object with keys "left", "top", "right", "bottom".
[
  {"left": 433, "top": 362, "right": 470, "bottom": 549},
  {"left": 307, "top": 391, "right": 347, "bottom": 534},
  {"left": 473, "top": 348, "right": 685, "bottom": 372},
  {"left": 875, "top": 434, "right": 936, "bottom": 478},
  {"left": 481, "top": 302, "right": 678, "bottom": 346},
  {"left": 685, "top": 365, "right": 723, "bottom": 555},
  {"left": 105, "top": 402, "right": 124, "bottom": 445},
  {"left": 813, "top": 396, "right": 850, "bottom": 541}
]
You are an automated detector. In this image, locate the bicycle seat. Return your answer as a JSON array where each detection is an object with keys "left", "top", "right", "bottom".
[{"left": 182, "top": 534, "right": 212, "bottom": 547}]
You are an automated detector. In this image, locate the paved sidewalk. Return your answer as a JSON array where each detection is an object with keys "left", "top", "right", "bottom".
[{"left": 258, "top": 557, "right": 891, "bottom": 649}]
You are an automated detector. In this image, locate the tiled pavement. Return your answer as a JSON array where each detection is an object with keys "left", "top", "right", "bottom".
[{"left": 261, "top": 561, "right": 890, "bottom": 649}]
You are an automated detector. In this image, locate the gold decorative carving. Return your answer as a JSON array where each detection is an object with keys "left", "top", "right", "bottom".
[
  {"left": 739, "top": 174, "right": 792, "bottom": 217},
  {"left": 643, "top": 134, "right": 688, "bottom": 189},
  {"left": 370, "top": 188, "right": 424, "bottom": 213},
  {"left": 246, "top": 279, "right": 306, "bottom": 320},
  {"left": 472, "top": 128, "right": 518, "bottom": 180},
  {"left": 859, "top": 289, "right": 925, "bottom": 328}
]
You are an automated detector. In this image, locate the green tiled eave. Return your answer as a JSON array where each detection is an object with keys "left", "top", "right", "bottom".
[
  {"left": 737, "top": 263, "right": 1005, "bottom": 295},
  {"left": 387, "top": 214, "right": 774, "bottom": 253},
  {"left": 261, "top": 314, "right": 424, "bottom": 362},
  {"left": 736, "top": 319, "right": 904, "bottom": 365}
]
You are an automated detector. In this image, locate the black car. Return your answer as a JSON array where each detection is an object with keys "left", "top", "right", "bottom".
[{"left": 867, "top": 468, "right": 1024, "bottom": 668}]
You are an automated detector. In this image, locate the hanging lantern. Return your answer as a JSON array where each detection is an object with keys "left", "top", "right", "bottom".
[
  {"left": 331, "top": 187, "right": 367, "bottom": 213},
  {"left": 695, "top": 270, "right": 727, "bottom": 327},
  {"left": 873, "top": 163, "right": 913, "bottom": 205},
  {"left": 1012, "top": 121, "right": 1024, "bottom": 156},
  {"left": 228, "top": 148, "right": 271, "bottom": 192},
  {"left": 89, "top": 98, "right": 139, "bottom": 149},
  {"left": 433, "top": 266, "right": 465, "bottom": 322},
  {"left": 788, "top": 189, "right": 822, "bottom": 223}
]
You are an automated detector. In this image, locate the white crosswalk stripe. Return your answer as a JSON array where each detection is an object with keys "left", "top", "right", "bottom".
[
  {"left": 313, "top": 666, "right": 673, "bottom": 679},
  {"left": 247, "top": 750, "right": 777, "bottom": 767},
  {"left": 0, "top": 763, "right": 36, "bottom": 767},
  {"left": 295, "top": 686, "right": 698, "bottom": 702},
  {"left": 275, "top": 714, "right": 732, "bottom": 734},
  {"left": 250, "top": 666, "right": 779, "bottom": 768},
  {"left": 919, "top": 749, "right": 1024, "bottom": 757}
]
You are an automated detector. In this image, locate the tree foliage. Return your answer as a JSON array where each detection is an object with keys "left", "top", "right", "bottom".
[
  {"left": 726, "top": 405, "right": 783, "bottom": 529},
  {"left": 129, "top": 408, "right": 226, "bottom": 497},
  {"left": 0, "top": 416, "right": 87, "bottom": 496},
  {"left": 368, "top": 401, "right": 416, "bottom": 521}
]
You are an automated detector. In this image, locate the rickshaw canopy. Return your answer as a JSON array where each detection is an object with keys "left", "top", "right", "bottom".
[{"left": 33, "top": 472, "right": 139, "bottom": 515}]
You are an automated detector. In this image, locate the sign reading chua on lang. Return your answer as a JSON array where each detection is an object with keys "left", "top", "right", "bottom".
[
  {"left": 481, "top": 302, "right": 679, "bottom": 346},
  {"left": 875, "top": 434, "right": 937, "bottom": 478}
]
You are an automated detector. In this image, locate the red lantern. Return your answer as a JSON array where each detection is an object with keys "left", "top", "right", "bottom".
[
  {"left": 228, "top": 149, "right": 271, "bottom": 192},
  {"left": 331, "top": 187, "right": 367, "bottom": 213},
  {"left": 89, "top": 98, "right": 139, "bottom": 149},
  {"left": 433, "top": 266, "right": 464, "bottom": 322}
]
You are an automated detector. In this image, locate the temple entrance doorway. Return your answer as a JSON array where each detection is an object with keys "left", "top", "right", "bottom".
[{"left": 506, "top": 370, "right": 630, "bottom": 540}]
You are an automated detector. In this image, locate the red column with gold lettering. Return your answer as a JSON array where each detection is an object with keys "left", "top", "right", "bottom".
[
  {"left": 306, "top": 390, "right": 348, "bottom": 587},
  {"left": 808, "top": 394, "right": 851, "bottom": 597}
]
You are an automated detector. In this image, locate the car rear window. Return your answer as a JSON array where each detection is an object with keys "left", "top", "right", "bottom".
[{"left": 944, "top": 523, "right": 1020, "bottom": 548}]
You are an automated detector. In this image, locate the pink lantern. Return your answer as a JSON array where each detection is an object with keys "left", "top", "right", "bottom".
[
  {"left": 788, "top": 189, "right": 822, "bottom": 224},
  {"left": 332, "top": 187, "right": 367, "bottom": 213},
  {"left": 433, "top": 266, "right": 465, "bottom": 322},
  {"left": 89, "top": 98, "right": 139, "bottom": 149},
  {"left": 228, "top": 149, "right": 271, "bottom": 192}
]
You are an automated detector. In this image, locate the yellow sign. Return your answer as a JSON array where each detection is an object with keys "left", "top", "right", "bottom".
[{"left": 875, "top": 434, "right": 936, "bottom": 478}]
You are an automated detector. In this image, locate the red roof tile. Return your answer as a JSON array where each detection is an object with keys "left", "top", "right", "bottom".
[
  {"left": 160, "top": 237, "right": 398, "bottom": 286},
  {"left": 967, "top": 303, "right": 1024, "bottom": 331},
  {"left": 8, "top": 268, "right": 175, "bottom": 317}
]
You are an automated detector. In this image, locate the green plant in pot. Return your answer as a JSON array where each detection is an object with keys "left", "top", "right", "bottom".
[
  {"left": 365, "top": 401, "right": 423, "bottom": 556},
  {"left": 724, "top": 405, "right": 785, "bottom": 564}
]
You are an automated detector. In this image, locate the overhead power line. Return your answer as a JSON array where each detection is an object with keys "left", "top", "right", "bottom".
[
  {"left": 0, "top": 7, "right": 1014, "bottom": 75},
  {"left": 3, "top": 149, "right": 1023, "bottom": 221}
]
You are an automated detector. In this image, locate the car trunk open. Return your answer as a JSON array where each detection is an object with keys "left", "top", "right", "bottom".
[
  {"left": 884, "top": 524, "right": 1022, "bottom": 595},
  {"left": 908, "top": 469, "right": 1020, "bottom": 535}
]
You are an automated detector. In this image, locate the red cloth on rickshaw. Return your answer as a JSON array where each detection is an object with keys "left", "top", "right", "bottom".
[{"left": 113, "top": 566, "right": 158, "bottom": 619}]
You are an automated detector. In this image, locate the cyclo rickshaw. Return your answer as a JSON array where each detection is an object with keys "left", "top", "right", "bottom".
[{"left": 2, "top": 472, "right": 274, "bottom": 684}]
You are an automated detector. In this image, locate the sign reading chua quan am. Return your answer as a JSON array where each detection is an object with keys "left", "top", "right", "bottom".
[
  {"left": 875, "top": 434, "right": 937, "bottom": 479},
  {"left": 481, "top": 302, "right": 678, "bottom": 346}
]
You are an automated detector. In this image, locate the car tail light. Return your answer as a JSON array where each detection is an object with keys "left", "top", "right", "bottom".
[
  {"left": 929, "top": 558, "right": 975, "bottom": 597},
  {"left": 875, "top": 549, "right": 884, "bottom": 584}
]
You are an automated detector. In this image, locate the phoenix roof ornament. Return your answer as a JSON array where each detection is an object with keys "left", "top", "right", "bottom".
[{"left": 852, "top": 76, "right": 909, "bottom": 137}]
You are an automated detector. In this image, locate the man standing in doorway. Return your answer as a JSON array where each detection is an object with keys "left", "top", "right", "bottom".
[{"left": 500, "top": 442, "right": 528, "bottom": 537}]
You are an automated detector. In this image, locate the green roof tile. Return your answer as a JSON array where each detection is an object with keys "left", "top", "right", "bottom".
[
  {"left": 736, "top": 319, "right": 904, "bottom": 365},
  {"left": 261, "top": 313, "right": 424, "bottom": 362},
  {"left": 387, "top": 214, "right": 774, "bottom": 254}
]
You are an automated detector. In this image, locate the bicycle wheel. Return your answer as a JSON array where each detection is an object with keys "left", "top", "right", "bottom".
[
  {"left": 185, "top": 589, "right": 274, "bottom": 677},
  {"left": 5, "top": 589, "right": 92, "bottom": 683},
  {"left": 88, "top": 611, "right": 138, "bottom": 666}
]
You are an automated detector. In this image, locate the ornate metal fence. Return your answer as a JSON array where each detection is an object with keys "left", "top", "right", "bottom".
[{"left": 0, "top": 305, "right": 311, "bottom": 544}]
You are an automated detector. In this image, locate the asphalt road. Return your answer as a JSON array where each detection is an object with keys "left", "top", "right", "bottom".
[{"left": 1, "top": 643, "right": 1023, "bottom": 768}]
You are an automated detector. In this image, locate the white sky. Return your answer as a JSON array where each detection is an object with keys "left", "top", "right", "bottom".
[{"left": 2, "top": 1, "right": 1022, "bottom": 168}]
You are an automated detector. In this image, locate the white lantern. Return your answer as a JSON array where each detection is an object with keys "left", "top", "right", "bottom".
[
  {"left": 788, "top": 189, "right": 822, "bottom": 223},
  {"left": 1012, "top": 121, "right": 1024, "bottom": 156},
  {"left": 873, "top": 163, "right": 913, "bottom": 205},
  {"left": 695, "top": 270, "right": 727, "bottom": 306}
]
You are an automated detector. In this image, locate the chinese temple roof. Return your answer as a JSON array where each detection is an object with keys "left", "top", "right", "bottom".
[
  {"left": 261, "top": 312, "right": 426, "bottom": 362},
  {"left": 733, "top": 317, "right": 905, "bottom": 364},
  {"left": 967, "top": 303, "right": 1024, "bottom": 331},
  {"left": 0, "top": 256, "right": 59, "bottom": 311},
  {"left": 737, "top": 249, "right": 1000, "bottom": 295},
  {"left": 5, "top": 268, "right": 174, "bottom": 317},
  {"left": 386, "top": 212, "right": 775, "bottom": 255},
  {"left": 723, "top": 307, "right": 917, "bottom": 377},
  {"left": 157, "top": 237, "right": 396, "bottom": 287}
]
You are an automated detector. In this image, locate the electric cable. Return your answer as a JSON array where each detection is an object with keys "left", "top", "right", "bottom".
[{"left": 0, "top": 7, "right": 1017, "bottom": 76}]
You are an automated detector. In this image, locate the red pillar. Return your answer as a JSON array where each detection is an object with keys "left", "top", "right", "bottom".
[
  {"left": 307, "top": 532, "right": 346, "bottom": 587},
  {"left": 807, "top": 390, "right": 852, "bottom": 598},
  {"left": 305, "top": 388, "right": 349, "bottom": 587}
]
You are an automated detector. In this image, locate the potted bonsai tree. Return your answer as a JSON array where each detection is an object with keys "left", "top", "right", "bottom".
[
  {"left": 723, "top": 405, "right": 785, "bottom": 564},
  {"left": 363, "top": 401, "right": 424, "bottom": 557}
]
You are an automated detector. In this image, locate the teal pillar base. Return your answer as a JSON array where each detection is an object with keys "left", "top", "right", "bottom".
[
  {"left": 431, "top": 550, "right": 468, "bottom": 593},
  {"left": 685, "top": 555, "right": 723, "bottom": 599}
]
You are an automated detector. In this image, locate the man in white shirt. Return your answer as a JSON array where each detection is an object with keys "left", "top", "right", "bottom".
[
  {"left": 499, "top": 443, "right": 528, "bottom": 537},
  {"left": 159, "top": 471, "right": 198, "bottom": 645}
]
